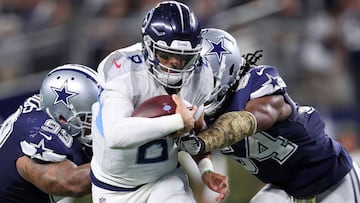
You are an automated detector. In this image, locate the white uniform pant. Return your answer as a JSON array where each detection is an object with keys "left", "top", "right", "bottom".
[
  {"left": 92, "top": 168, "right": 196, "bottom": 203},
  {"left": 250, "top": 162, "right": 360, "bottom": 203}
]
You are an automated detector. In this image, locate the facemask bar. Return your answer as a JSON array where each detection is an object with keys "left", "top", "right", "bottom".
[
  {"left": 67, "top": 104, "right": 92, "bottom": 135},
  {"left": 144, "top": 35, "right": 200, "bottom": 89},
  {"left": 46, "top": 103, "right": 92, "bottom": 147}
]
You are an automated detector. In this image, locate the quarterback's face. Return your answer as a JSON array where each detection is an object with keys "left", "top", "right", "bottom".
[{"left": 156, "top": 50, "right": 193, "bottom": 71}]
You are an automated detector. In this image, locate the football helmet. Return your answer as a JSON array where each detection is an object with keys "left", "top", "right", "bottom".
[
  {"left": 141, "top": 1, "right": 202, "bottom": 89},
  {"left": 40, "top": 64, "right": 99, "bottom": 147},
  {"left": 201, "top": 28, "right": 244, "bottom": 117}
]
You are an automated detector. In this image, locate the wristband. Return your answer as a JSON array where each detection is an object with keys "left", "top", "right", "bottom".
[{"left": 198, "top": 158, "right": 214, "bottom": 175}]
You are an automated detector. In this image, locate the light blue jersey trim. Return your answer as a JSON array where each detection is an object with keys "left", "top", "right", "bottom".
[
  {"left": 96, "top": 104, "right": 104, "bottom": 137},
  {"left": 96, "top": 91, "right": 105, "bottom": 137}
]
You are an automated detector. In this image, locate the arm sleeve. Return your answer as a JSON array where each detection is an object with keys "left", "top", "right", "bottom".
[{"left": 198, "top": 111, "right": 257, "bottom": 153}]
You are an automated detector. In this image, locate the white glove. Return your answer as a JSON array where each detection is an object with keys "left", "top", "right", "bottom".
[{"left": 176, "top": 131, "right": 205, "bottom": 155}]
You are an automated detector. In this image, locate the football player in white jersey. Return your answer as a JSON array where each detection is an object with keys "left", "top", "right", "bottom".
[{"left": 90, "top": 1, "right": 229, "bottom": 203}]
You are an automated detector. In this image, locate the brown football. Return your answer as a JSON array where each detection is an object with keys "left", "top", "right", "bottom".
[{"left": 131, "top": 95, "right": 176, "bottom": 118}]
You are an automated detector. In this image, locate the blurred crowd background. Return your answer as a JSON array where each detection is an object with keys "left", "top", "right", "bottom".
[{"left": 0, "top": 0, "right": 359, "bottom": 202}]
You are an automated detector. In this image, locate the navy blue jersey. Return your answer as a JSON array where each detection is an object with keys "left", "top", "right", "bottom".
[
  {"left": 209, "top": 65, "right": 353, "bottom": 198},
  {"left": 0, "top": 95, "right": 90, "bottom": 203}
]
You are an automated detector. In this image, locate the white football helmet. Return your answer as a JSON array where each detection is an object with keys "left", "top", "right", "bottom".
[
  {"left": 201, "top": 28, "right": 244, "bottom": 117},
  {"left": 40, "top": 64, "right": 99, "bottom": 147},
  {"left": 141, "top": 1, "right": 202, "bottom": 89}
]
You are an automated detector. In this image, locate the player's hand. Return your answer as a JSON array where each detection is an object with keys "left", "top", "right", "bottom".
[
  {"left": 176, "top": 131, "right": 205, "bottom": 155},
  {"left": 202, "top": 171, "right": 229, "bottom": 202},
  {"left": 172, "top": 94, "right": 197, "bottom": 132}
]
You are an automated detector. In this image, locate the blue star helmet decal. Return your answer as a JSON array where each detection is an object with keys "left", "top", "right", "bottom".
[
  {"left": 51, "top": 80, "right": 78, "bottom": 107},
  {"left": 205, "top": 37, "right": 231, "bottom": 64}
]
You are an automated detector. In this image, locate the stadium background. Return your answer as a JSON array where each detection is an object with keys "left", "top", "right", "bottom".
[{"left": 0, "top": 0, "right": 359, "bottom": 202}]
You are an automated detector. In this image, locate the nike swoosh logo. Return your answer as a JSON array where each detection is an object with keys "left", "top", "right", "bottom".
[
  {"left": 256, "top": 68, "right": 265, "bottom": 76},
  {"left": 113, "top": 59, "right": 121, "bottom": 69},
  {"left": 39, "top": 132, "right": 52, "bottom": 140}
]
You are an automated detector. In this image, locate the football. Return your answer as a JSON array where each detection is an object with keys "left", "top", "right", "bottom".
[{"left": 132, "top": 95, "right": 176, "bottom": 118}]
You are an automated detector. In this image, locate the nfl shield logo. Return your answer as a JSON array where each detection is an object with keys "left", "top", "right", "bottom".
[{"left": 99, "top": 197, "right": 106, "bottom": 203}]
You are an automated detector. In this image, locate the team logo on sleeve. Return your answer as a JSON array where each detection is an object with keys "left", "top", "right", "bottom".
[
  {"left": 256, "top": 68, "right": 265, "bottom": 76},
  {"left": 51, "top": 80, "right": 78, "bottom": 107},
  {"left": 30, "top": 139, "right": 53, "bottom": 159},
  {"left": 264, "top": 73, "right": 286, "bottom": 89},
  {"left": 266, "top": 73, "right": 279, "bottom": 88},
  {"left": 204, "top": 37, "right": 231, "bottom": 64},
  {"left": 113, "top": 58, "right": 122, "bottom": 68}
]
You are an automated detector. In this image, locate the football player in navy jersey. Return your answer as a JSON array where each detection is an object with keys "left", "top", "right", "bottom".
[
  {"left": 0, "top": 64, "right": 99, "bottom": 203},
  {"left": 177, "top": 28, "right": 360, "bottom": 202}
]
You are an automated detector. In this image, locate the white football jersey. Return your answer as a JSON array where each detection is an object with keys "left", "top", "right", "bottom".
[{"left": 91, "top": 43, "right": 213, "bottom": 188}]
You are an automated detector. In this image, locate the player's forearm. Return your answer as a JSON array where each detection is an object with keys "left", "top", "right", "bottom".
[
  {"left": 55, "top": 162, "right": 91, "bottom": 196},
  {"left": 192, "top": 152, "right": 211, "bottom": 164},
  {"left": 106, "top": 115, "right": 184, "bottom": 148},
  {"left": 198, "top": 111, "right": 257, "bottom": 153},
  {"left": 17, "top": 156, "right": 91, "bottom": 196}
]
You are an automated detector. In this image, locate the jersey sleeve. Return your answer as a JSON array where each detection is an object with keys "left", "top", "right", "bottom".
[
  {"left": 248, "top": 65, "right": 287, "bottom": 99},
  {"left": 94, "top": 95, "right": 184, "bottom": 148},
  {"left": 97, "top": 43, "right": 143, "bottom": 90},
  {"left": 228, "top": 65, "right": 287, "bottom": 111},
  {"left": 20, "top": 116, "right": 90, "bottom": 165},
  {"left": 94, "top": 43, "right": 186, "bottom": 148}
]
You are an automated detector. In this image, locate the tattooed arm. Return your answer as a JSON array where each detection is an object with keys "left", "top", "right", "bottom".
[{"left": 16, "top": 156, "right": 91, "bottom": 197}]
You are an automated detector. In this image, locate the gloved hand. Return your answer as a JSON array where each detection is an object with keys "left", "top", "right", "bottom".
[{"left": 176, "top": 131, "right": 205, "bottom": 155}]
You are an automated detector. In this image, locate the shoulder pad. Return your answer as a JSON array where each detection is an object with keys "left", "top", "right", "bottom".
[
  {"left": 21, "top": 94, "right": 42, "bottom": 113},
  {"left": 247, "top": 65, "right": 287, "bottom": 99},
  {"left": 97, "top": 43, "right": 144, "bottom": 86},
  {"left": 20, "top": 118, "right": 76, "bottom": 162}
]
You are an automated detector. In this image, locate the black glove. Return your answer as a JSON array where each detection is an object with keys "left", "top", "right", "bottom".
[{"left": 176, "top": 131, "right": 205, "bottom": 155}]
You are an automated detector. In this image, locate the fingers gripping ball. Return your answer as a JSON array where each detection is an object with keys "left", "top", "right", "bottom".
[{"left": 132, "top": 95, "right": 177, "bottom": 118}]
